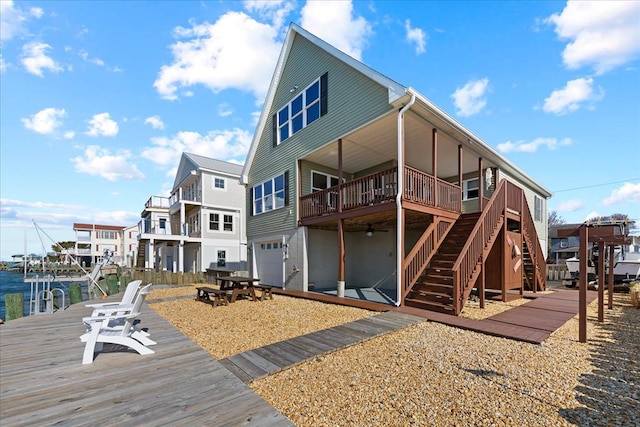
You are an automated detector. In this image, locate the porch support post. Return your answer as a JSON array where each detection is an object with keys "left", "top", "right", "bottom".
[
  {"left": 597, "top": 242, "right": 604, "bottom": 322},
  {"left": 432, "top": 128, "right": 438, "bottom": 207},
  {"left": 458, "top": 145, "right": 463, "bottom": 190},
  {"left": 607, "top": 244, "right": 614, "bottom": 309},
  {"left": 178, "top": 241, "right": 184, "bottom": 273},
  {"left": 578, "top": 225, "right": 588, "bottom": 343},
  {"left": 478, "top": 157, "right": 484, "bottom": 211},
  {"left": 337, "top": 139, "right": 345, "bottom": 297}
]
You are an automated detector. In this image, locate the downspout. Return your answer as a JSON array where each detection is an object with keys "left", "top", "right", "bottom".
[{"left": 396, "top": 92, "right": 416, "bottom": 306}]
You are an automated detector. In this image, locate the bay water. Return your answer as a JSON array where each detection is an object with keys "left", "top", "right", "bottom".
[{"left": 0, "top": 270, "right": 90, "bottom": 322}]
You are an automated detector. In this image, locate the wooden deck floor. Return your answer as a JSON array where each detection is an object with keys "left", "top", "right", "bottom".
[
  {"left": 0, "top": 301, "right": 293, "bottom": 426},
  {"left": 219, "top": 311, "right": 424, "bottom": 384},
  {"left": 276, "top": 287, "right": 597, "bottom": 344}
]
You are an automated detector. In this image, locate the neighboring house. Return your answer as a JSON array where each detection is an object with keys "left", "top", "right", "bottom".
[
  {"left": 122, "top": 224, "right": 139, "bottom": 268},
  {"left": 137, "top": 152, "right": 247, "bottom": 273},
  {"left": 548, "top": 223, "right": 582, "bottom": 265},
  {"left": 72, "top": 223, "right": 129, "bottom": 266},
  {"left": 241, "top": 24, "right": 552, "bottom": 315}
]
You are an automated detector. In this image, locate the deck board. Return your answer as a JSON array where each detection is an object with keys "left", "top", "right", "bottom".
[
  {"left": 0, "top": 300, "right": 293, "bottom": 426},
  {"left": 219, "top": 311, "right": 424, "bottom": 384}
]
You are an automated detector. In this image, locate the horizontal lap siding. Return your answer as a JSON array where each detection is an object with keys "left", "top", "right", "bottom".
[
  {"left": 499, "top": 173, "right": 547, "bottom": 244},
  {"left": 247, "top": 34, "right": 395, "bottom": 237}
]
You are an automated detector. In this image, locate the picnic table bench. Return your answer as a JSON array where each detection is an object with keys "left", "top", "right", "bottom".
[
  {"left": 253, "top": 284, "right": 274, "bottom": 301},
  {"left": 195, "top": 286, "right": 229, "bottom": 308}
]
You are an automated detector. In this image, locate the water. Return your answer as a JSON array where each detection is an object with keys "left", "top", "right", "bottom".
[{"left": 0, "top": 270, "right": 89, "bottom": 322}]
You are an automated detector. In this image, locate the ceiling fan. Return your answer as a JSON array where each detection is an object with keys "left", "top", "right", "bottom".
[{"left": 365, "top": 224, "right": 388, "bottom": 237}]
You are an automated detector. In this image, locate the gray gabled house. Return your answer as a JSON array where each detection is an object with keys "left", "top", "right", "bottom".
[{"left": 241, "top": 24, "right": 551, "bottom": 315}]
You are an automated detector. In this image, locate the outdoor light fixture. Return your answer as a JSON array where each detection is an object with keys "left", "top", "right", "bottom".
[
  {"left": 365, "top": 224, "right": 374, "bottom": 237},
  {"left": 289, "top": 85, "right": 299, "bottom": 93}
]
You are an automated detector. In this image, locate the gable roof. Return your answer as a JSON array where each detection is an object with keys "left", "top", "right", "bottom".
[
  {"left": 241, "top": 23, "right": 551, "bottom": 198},
  {"left": 173, "top": 152, "right": 243, "bottom": 190}
]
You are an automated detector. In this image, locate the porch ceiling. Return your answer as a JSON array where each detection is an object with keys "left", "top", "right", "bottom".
[
  {"left": 304, "top": 111, "right": 492, "bottom": 179},
  {"left": 306, "top": 209, "right": 431, "bottom": 233}
]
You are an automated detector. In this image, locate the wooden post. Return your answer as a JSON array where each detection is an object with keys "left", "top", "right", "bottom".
[
  {"left": 578, "top": 226, "right": 588, "bottom": 343},
  {"left": 432, "top": 128, "right": 438, "bottom": 207},
  {"left": 337, "top": 139, "right": 345, "bottom": 297},
  {"left": 597, "top": 242, "right": 604, "bottom": 323},
  {"left": 478, "top": 157, "right": 484, "bottom": 211},
  {"left": 608, "top": 244, "right": 614, "bottom": 310}
]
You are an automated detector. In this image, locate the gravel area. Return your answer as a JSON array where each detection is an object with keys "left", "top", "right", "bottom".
[
  {"left": 149, "top": 285, "right": 639, "bottom": 426},
  {"left": 149, "top": 285, "right": 375, "bottom": 359}
]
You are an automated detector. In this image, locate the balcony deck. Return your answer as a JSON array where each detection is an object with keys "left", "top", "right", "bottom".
[{"left": 300, "top": 166, "right": 461, "bottom": 222}]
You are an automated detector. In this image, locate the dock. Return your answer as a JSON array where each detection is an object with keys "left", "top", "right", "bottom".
[{"left": 0, "top": 300, "right": 293, "bottom": 426}]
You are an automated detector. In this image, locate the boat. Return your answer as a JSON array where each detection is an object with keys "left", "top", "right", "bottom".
[{"left": 565, "top": 248, "right": 640, "bottom": 286}]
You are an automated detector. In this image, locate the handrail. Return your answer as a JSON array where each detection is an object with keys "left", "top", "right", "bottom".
[
  {"left": 451, "top": 179, "right": 507, "bottom": 313},
  {"left": 402, "top": 218, "right": 455, "bottom": 299},
  {"left": 520, "top": 195, "right": 546, "bottom": 290}
]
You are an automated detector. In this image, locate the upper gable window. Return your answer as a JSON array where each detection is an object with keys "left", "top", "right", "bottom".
[
  {"left": 274, "top": 73, "right": 327, "bottom": 145},
  {"left": 213, "top": 177, "right": 226, "bottom": 190},
  {"left": 534, "top": 195, "right": 542, "bottom": 222}
]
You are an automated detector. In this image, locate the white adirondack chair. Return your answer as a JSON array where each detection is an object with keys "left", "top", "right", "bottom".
[
  {"left": 85, "top": 279, "right": 142, "bottom": 316},
  {"left": 80, "top": 284, "right": 155, "bottom": 364}
]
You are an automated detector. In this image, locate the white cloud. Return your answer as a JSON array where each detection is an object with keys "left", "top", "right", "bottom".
[
  {"left": 93, "top": 210, "right": 140, "bottom": 225},
  {"left": 0, "top": 198, "right": 87, "bottom": 211},
  {"left": 0, "top": 55, "right": 6, "bottom": 72},
  {"left": 71, "top": 146, "right": 144, "bottom": 181},
  {"left": 546, "top": 1, "right": 640, "bottom": 75},
  {"left": 602, "top": 182, "right": 640, "bottom": 206},
  {"left": 451, "top": 78, "right": 489, "bottom": 117},
  {"left": 79, "top": 50, "right": 105, "bottom": 67},
  {"left": 140, "top": 129, "right": 252, "bottom": 167},
  {"left": 556, "top": 199, "right": 584, "bottom": 212},
  {"left": 404, "top": 19, "right": 427, "bottom": 55},
  {"left": 144, "top": 115, "right": 165, "bottom": 130},
  {"left": 300, "top": 0, "right": 372, "bottom": 61},
  {"left": 21, "top": 107, "right": 67, "bottom": 135},
  {"left": 154, "top": 11, "right": 282, "bottom": 101},
  {"left": 584, "top": 211, "right": 600, "bottom": 222},
  {"left": 86, "top": 113, "right": 119, "bottom": 137},
  {"left": 497, "top": 137, "right": 572, "bottom": 153},
  {"left": 63, "top": 131, "right": 75, "bottom": 139},
  {"left": 1, "top": 0, "right": 27, "bottom": 41},
  {"left": 542, "top": 77, "right": 604, "bottom": 114},
  {"left": 218, "top": 103, "right": 233, "bottom": 117},
  {"left": 21, "top": 42, "right": 63, "bottom": 77},
  {"left": 243, "top": 0, "right": 295, "bottom": 30},
  {"left": 30, "top": 7, "right": 44, "bottom": 19}
]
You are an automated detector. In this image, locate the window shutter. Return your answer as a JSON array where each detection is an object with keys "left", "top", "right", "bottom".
[
  {"left": 272, "top": 113, "right": 277, "bottom": 147},
  {"left": 249, "top": 188, "right": 254, "bottom": 216},
  {"left": 284, "top": 170, "right": 290, "bottom": 206},
  {"left": 320, "top": 72, "right": 328, "bottom": 117}
]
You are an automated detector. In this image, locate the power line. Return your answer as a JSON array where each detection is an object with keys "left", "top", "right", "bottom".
[{"left": 553, "top": 178, "right": 640, "bottom": 193}]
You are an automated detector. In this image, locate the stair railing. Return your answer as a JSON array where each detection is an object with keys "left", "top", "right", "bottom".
[
  {"left": 520, "top": 195, "right": 547, "bottom": 290},
  {"left": 451, "top": 179, "right": 507, "bottom": 314},
  {"left": 402, "top": 218, "right": 455, "bottom": 300}
]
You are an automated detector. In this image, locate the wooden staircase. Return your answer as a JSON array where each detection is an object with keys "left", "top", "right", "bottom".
[
  {"left": 136, "top": 242, "right": 146, "bottom": 268},
  {"left": 405, "top": 213, "right": 481, "bottom": 314}
]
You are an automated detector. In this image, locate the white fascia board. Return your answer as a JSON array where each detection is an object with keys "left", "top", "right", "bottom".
[{"left": 408, "top": 88, "right": 553, "bottom": 198}]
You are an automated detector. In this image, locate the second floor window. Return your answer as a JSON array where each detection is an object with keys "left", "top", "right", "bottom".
[
  {"left": 97, "top": 230, "right": 116, "bottom": 240},
  {"left": 214, "top": 177, "right": 225, "bottom": 189},
  {"left": 209, "top": 213, "right": 234, "bottom": 231},
  {"left": 534, "top": 196, "right": 542, "bottom": 222},
  {"left": 253, "top": 172, "right": 288, "bottom": 215}
]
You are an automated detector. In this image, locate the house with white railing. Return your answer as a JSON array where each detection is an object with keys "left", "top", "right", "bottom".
[{"left": 137, "top": 152, "right": 247, "bottom": 273}]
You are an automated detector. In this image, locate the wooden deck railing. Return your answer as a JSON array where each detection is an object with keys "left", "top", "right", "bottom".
[
  {"left": 520, "top": 195, "right": 547, "bottom": 290},
  {"left": 402, "top": 218, "right": 455, "bottom": 299},
  {"left": 451, "top": 179, "right": 507, "bottom": 314},
  {"left": 300, "top": 166, "right": 461, "bottom": 219}
]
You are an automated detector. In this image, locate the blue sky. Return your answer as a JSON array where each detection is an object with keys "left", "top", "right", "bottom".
[{"left": 1, "top": 0, "right": 639, "bottom": 261}]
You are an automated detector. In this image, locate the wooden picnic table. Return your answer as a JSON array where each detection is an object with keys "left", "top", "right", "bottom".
[{"left": 216, "top": 276, "right": 260, "bottom": 303}]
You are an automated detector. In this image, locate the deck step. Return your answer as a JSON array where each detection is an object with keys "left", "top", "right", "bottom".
[{"left": 405, "top": 297, "right": 454, "bottom": 314}]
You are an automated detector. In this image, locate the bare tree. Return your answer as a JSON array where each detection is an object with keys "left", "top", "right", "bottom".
[{"left": 548, "top": 210, "right": 566, "bottom": 227}]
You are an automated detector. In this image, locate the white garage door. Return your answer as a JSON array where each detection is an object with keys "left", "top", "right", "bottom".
[{"left": 256, "top": 241, "right": 284, "bottom": 287}]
